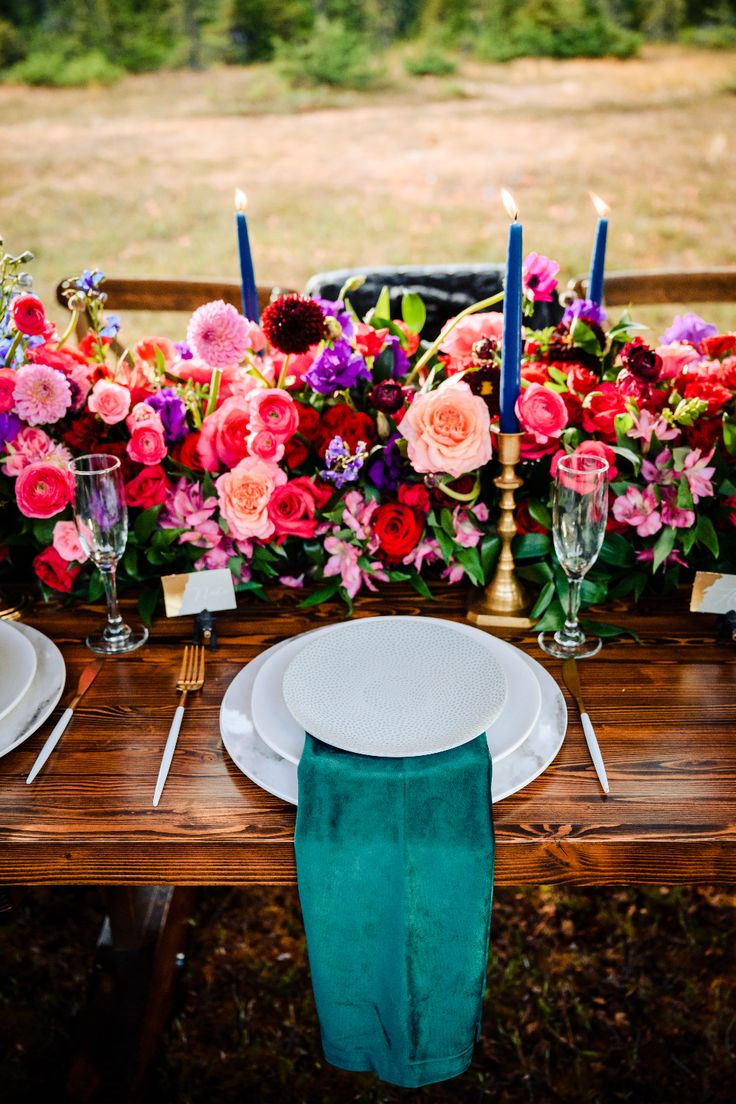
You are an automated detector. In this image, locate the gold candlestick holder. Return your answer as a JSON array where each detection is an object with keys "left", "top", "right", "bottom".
[{"left": 467, "top": 431, "right": 534, "bottom": 629}]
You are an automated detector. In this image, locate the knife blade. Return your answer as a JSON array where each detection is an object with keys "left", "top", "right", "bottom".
[
  {"left": 561, "top": 658, "right": 609, "bottom": 794},
  {"left": 26, "top": 659, "right": 104, "bottom": 784}
]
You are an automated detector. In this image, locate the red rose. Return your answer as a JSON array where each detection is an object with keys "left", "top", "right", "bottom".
[
  {"left": 561, "top": 391, "right": 583, "bottom": 424},
  {"left": 702, "top": 333, "right": 736, "bottom": 359},
  {"left": 33, "top": 546, "right": 81, "bottom": 593},
  {"left": 295, "top": 403, "right": 321, "bottom": 439},
  {"left": 566, "top": 363, "right": 599, "bottom": 395},
  {"left": 62, "top": 412, "right": 101, "bottom": 453},
  {"left": 682, "top": 379, "right": 731, "bottom": 415},
  {"left": 95, "top": 441, "right": 134, "bottom": 481},
  {"left": 581, "top": 384, "right": 628, "bottom": 442},
  {"left": 11, "top": 293, "right": 50, "bottom": 337},
  {"left": 515, "top": 500, "right": 546, "bottom": 535},
  {"left": 171, "top": 431, "right": 205, "bottom": 473},
  {"left": 314, "top": 403, "right": 376, "bottom": 455},
  {"left": 397, "top": 482, "right": 430, "bottom": 515},
  {"left": 267, "top": 476, "right": 327, "bottom": 540},
  {"left": 373, "top": 502, "right": 424, "bottom": 561},
  {"left": 124, "top": 464, "right": 169, "bottom": 509},
  {"left": 284, "top": 437, "right": 308, "bottom": 470}
]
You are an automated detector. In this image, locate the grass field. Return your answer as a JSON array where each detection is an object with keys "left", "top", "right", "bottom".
[
  {"left": 1, "top": 44, "right": 736, "bottom": 1104},
  {"left": 2, "top": 44, "right": 736, "bottom": 336}
]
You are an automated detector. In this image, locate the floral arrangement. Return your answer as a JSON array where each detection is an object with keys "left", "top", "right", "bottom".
[{"left": 0, "top": 240, "right": 734, "bottom": 630}]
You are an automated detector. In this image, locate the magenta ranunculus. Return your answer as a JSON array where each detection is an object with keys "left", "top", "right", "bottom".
[
  {"left": 247, "top": 387, "right": 299, "bottom": 442},
  {"left": 197, "top": 396, "right": 250, "bottom": 471},
  {"left": 516, "top": 382, "right": 568, "bottom": 444},
  {"left": 15, "top": 461, "right": 73, "bottom": 518},
  {"left": 126, "top": 421, "right": 168, "bottom": 466}
]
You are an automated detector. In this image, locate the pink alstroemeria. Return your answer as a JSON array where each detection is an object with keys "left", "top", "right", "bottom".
[
  {"left": 636, "top": 547, "right": 688, "bottom": 569},
  {"left": 682, "top": 448, "right": 715, "bottom": 503},
  {"left": 160, "top": 477, "right": 221, "bottom": 549},
  {"left": 279, "top": 574, "right": 305, "bottom": 588},
  {"left": 402, "top": 537, "right": 442, "bottom": 573},
  {"left": 341, "top": 490, "right": 379, "bottom": 543},
  {"left": 641, "top": 449, "right": 677, "bottom": 487},
  {"left": 522, "top": 253, "right": 560, "bottom": 303},
  {"left": 660, "top": 493, "right": 695, "bottom": 529},
  {"left": 453, "top": 506, "right": 483, "bottom": 548},
  {"left": 323, "top": 536, "right": 388, "bottom": 598},
  {"left": 628, "top": 408, "right": 680, "bottom": 450},
  {"left": 612, "top": 485, "right": 662, "bottom": 537},
  {"left": 443, "top": 561, "right": 466, "bottom": 584}
]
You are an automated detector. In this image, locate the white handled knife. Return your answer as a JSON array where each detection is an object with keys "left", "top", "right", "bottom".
[
  {"left": 26, "top": 659, "right": 104, "bottom": 783},
  {"left": 562, "top": 658, "right": 609, "bottom": 794}
]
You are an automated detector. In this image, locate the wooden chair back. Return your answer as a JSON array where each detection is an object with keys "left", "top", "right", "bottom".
[
  {"left": 569, "top": 268, "right": 736, "bottom": 306},
  {"left": 54, "top": 277, "right": 294, "bottom": 345}
]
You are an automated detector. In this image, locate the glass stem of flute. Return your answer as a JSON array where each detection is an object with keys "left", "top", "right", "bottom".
[
  {"left": 564, "top": 577, "right": 584, "bottom": 644},
  {"left": 100, "top": 562, "right": 123, "bottom": 634}
]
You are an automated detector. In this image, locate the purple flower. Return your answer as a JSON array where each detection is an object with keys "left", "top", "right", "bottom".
[
  {"left": 74, "top": 270, "right": 105, "bottom": 293},
  {"left": 386, "top": 335, "right": 410, "bottom": 379},
  {"left": 661, "top": 313, "right": 717, "bottom": 347},
  {"left": 562, "top": 298, "right": 608, "bottom": 327},
  {"left": 304, "top": 338, "right": 370, "bottom": 395},
  {"left": 315, "top": 297, "right": 355, "bottom": 339},
  {"left": 0, "top": 411, "right": 21, "bottom": 450},
  {"left": 145, "top": 388, "right": 189, "bottom": 443},
  {"left": 99, "top": 314, "right": 120, "bottom": 339},
  {"left": 320, "top": 435, "right": 368, "bottom": 488},
  {"left": 174, "top": 341, "right": 194, "bottom": 360},
  {"left": 366, "top": 434, "right": 407, "bottom": 494}
]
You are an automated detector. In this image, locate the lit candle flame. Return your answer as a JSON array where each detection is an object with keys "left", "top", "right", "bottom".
[
  {"left": 235, "top": 188, "right": 247, "bottom": 212},
  {"left": 590, "top": 192, "right": 610, "bottom": 218},
  {"left": 501, "top": 188, "right": 519, "bottom": 222}
]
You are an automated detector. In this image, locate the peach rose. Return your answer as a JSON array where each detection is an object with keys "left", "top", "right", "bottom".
[
  {"left": 197, "top": 396, "right": 251, "bottom": 471},
  {"left": 127, "top": 421, "right": 168, "bottom": 466},
  {"left": 52, "top": 520, "right": 89, "bottom": 563},
  {"left": 400, "top": 380, "right": 492, "bottom": 478},
  {"left": 439, "top": 312, "right": 505, "bottom": 370},
  {"left": 516, "top": 382, "right": 568, "bottom": 445},
  {"left": 88, "top": 379, "right": 131, "bottom": 425},
  {"left": 656, "top": 341, "right": 702, "bottom": 380},
  {"left": 15, "top": 461, "right": 73, "bottom": 518},
  {"left": 248, "top": 387, "right": 299, "bottom": 441},
  {"left": 216, "top": 456, "right": 286, "bottom": 541}
]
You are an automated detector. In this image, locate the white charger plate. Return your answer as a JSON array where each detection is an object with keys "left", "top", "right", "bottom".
[
  {"left": 220, "top": 639, "right": 567, "bottom": 805},
  {"left": 281, "top": 616, "right": 508, "bottom": 758},
  {"left": 0, "top": 618, "right": 38, "bottom": 723},
  {"left": 252, "top": 619, "right": 541, "bottom": 766},
  {"left": 0, "top": 622, "right": 66, "bottom": 758}
]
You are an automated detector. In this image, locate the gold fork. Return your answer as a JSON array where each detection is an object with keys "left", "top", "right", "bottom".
[{"left": 152, "top": 645, "right": 205, "bottom": 808}]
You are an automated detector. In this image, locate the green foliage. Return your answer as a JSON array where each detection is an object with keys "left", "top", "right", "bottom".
[
  {"left": 229, "top": 0, "right": 314, "bottom": 63},
  {"left": 275, "top": 17, "right": 385, "bottom": 90},
  {"left": 403, "top": 44, "right": 458, "bottom": 76},
  {"left": 8, "top": 49, "right": 124, "bottom": 87},
  {"left": 0, "top": 18, "right": 24, "bottom": 67},
  {"left": 477, "top": 0, "right": 641, "bottom": 61}
]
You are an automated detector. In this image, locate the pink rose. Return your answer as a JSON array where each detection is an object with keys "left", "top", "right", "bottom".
[
  {"left": 247, "top": 429, "right": 285, "bottom": 462},
  {"left": 400, "top": 380, "right": 492, "bottom": 478},
  {"left": 248, "top": 387, "right": 299, "bottom": 441},
  {"left": 216, "top": 456, "right": 286, "bottom": 541},
  {"left": 551, "top": 440, "right": 618, "bottom": 482},
  {"left": 2, "top": 426, "right": 54, "bottom": 476},
  {"left": 126, "top": 401, "right": 162, "bottom": 430},
  {"left": 439, "top": 313, "right": 505, "bottom": 370},
  {"left": 88, "top": 379, "right": 132, "bottom": 425},
  {"left": 516, "top": 382, "right": 568, "bottom": 444},
  {"left": 15, "top": 461, "right": 73, "bottom": 518},
  {"left": 127, "top": 421, "right": 168, "bottom": 466},
  {"left": 656, "top": 341, "right": 701, "bottom": 380},
  {"left": 197, "top": 396, "right": 250, "bottom": 471},
  {"left": 52, "top": 520, "right": 89, "bottom": 563}
]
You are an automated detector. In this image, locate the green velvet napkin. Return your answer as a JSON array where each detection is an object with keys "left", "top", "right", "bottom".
[{"left": 295, "top": 733, "right": 494, "bottom": 1089}]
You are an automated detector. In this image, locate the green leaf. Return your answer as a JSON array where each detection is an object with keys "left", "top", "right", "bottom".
[
  {"left": 569, "top": 319, "right": 602, "bottom": 355},
  {"left": 718, "top": 477, "right": 736, "bottom": 496},
  {"left": 236, "top": 579, "right": 268, "bottom": 601},
  {"left": 387, "top": 570, "right": 412, "bottom": 582},
  {"left": 534, "top": 597, "right": 565, "bottom": 633},
  {"left": 151, "top": 527, "right": 184, "bottom": 549},
  {"left": 121, "top": 545, "right": 140, "bottom": 580},
  {"left": 480, "top": 534, "right": 500, "bottom": 580},
  {"left": 410, "top": 573, "right": 434, "bottom": 600},
  {"left": 652, "top": 526, "right": 676, "bottom": 572},
  {"left": 723, "top": 415, "right": 736, "bottom": 456},
  {"left": 513, "top": 532, "right": 551, "bottom": 560},
  {"left": 530, "top": 579, "right": 555, "bottom": 619},
  {"left": 374, "top": 285, "right": 392, "bottom": 321},
  {"left": 579, "top": 619, "right": 641, "bottom": 641},
  {"left": 439, "top": 507, "right": 455, "bottom": 538},
  {"left": 676, "top": 476, "right": 694, "bottom": 510},
  {"left": 400, "top": 292, "right": 426, "bottom": 334},
  {"left": 455, "top": 546, "right": 484, "bottom": 587},
  {"left": 31, "top": 518, "right": 56, "bottom": 545},
  {"left": 527, "top": 500, "right": 551, "bottom": 529},
  {"left": 134, "top": 506, "right": 162, "bottom": 543},
  {"left": 599, "top": 533, "right": 635, "bottom": 567},
  {"left": 516, "top": 561, "right": 553, "bottom": 585},
  {"left": 680, "top": 525, "right": 697, "bottom": 556},
  {"left": 610, "top": 444, "right": 641, "bottom": 474},
  {"left": 695, "top": 514, "right": 719, "bottom": 558},
  {"left": 137, "top": 587, "right": 159, "bottom": 627},
  {"left": 298, "top": 579, "right": 341, "bottom": 608},
  {"left": 86, "top": 572, "right": 105, "bottom": 602},
  {"left": 581, "top": 577, "right": 608, "bottom": 606},
  {"left": 434, "top": 525, "right": 455, "bottom": 565}
]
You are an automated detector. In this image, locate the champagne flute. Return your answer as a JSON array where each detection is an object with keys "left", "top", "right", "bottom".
[
  {"left": 538, "top": 453, "right": 609, "bottom": 660},
  {"left": 68, "top": 454, "right": 148, "bottom": 655}
]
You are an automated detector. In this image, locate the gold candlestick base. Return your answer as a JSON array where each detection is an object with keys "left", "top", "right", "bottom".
[
  {"left": 0, "top": 589, "right": 27, "bottom": 621},
  {"left": 467, "top": 432, "right": 535, "bottom": 630}
]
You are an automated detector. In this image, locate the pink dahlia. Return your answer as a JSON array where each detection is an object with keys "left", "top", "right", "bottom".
[
  {"left": 186, "top": 300, "right": 251, "bottom": 369},
  {"left": 13, "top": 363, "right": 72, "bottom": 426}
]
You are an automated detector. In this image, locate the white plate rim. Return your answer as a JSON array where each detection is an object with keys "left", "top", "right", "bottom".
[
  {"left": 0, "top": 622, "right": 66, "bottom": 759},
  {"left": 252, "top": 619, "right": 541, "bottom": 766},
  {"left": 0, "top": 618, "right": 38, "bottom": 723}
]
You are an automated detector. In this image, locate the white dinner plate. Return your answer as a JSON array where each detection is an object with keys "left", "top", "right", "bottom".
[
  {"left": 220, "top": 639, "right": 567, "bottom": 805},
  {"left": 252, "top": 619, "right": 541, "bottom": 766},
  {"left": 281, "top": 616, "right": 508, "bottom": 758},
  {"left": 0, "top": 618, "right": 38, "bottom": 723},
  {"left": 0, "top": 622, "right": 66, "bottom": 758}
]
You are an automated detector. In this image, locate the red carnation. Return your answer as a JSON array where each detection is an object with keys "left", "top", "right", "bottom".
[
  {"left": 397, "top": 482, "right": 430, "bottom": 515},
  {"left": 33, "top": 546, "right": 81, "bottom": 593},
  {"left": 314, "top": 403, "right": 376, "bottom": 455},
  {"left": 373, "top": 502, "right": 424, "bottom": 561},
  {"left": 261, "top": 295, "right": 326, "bottom": 355},
  {"left": 682, "top": 378, "right": 731, "bottom": 416}
]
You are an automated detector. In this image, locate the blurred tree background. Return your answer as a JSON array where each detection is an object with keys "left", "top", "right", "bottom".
[{"left": 2, "top": 0, "right": 736, "bottom": 86}]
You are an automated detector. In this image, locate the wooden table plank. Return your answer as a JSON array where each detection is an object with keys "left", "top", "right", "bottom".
[{"left": 1, "top": 585, "right": 734, "bottom": 885}]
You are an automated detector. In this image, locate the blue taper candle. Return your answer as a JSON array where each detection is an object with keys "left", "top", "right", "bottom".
[
  {"left": 500, "top": 190, "right": 523, "bottom": 433},
  {"left": 235, "top": 189, "right": 260, "bottom": 322},
  {"left": 588, "top": 193, "right": 610, "bottom": 306}
]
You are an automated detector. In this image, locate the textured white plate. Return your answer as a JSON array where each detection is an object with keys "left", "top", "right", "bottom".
[
  {"left": 220, "top": 639, "right": 566, "bottom": 805},
  {"left": 281, "top": 617, "right": 508, "bottom": 758},
  {"left": 0, "top": 623, "right": 66, "bottom": 758},
  {"left": 253, "top": 619, "right": 541, "bottom": 766},
  {"left": 0, "top": 618, "right": 38, "bottom": 723}
]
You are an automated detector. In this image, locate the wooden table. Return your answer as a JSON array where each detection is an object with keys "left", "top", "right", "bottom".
[{"left": 1, "top": 585, "right": 734, "bottom": 1101}]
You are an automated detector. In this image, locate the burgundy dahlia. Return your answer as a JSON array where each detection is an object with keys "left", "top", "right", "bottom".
[
  {"left": 621, "top": 337, "right": 662, "bottom": 382},
  {"left": 370, "top": 380, "right": 405, "bottom": 414},
  {"left": 261, "top": 295, "right": 327, "bottom": 355}
]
